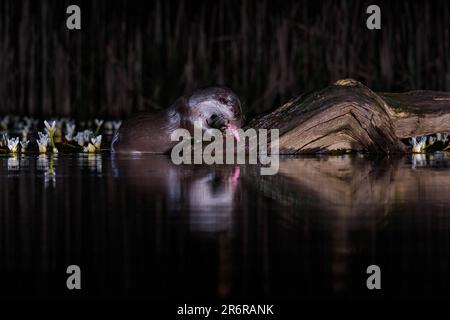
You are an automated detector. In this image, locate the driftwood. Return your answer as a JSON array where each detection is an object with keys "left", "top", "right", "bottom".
[{"left": 248, "top": 79, "right": 450, "bottom": 154}]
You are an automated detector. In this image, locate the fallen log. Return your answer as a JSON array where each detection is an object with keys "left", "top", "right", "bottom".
[{"left": 247, "top": 79, "right": 450, "bottom": 154}]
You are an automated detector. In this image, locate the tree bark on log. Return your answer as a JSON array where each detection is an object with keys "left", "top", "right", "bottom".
[{"left": 247, "top": 79, "right": 450, "bottom": 154}]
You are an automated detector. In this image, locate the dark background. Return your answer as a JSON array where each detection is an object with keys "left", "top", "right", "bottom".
[{"left": 0, "top": 0, "right": 449, "bottom": 119}]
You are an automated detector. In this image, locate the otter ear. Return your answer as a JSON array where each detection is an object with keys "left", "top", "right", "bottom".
[{"left": 173, "top": 97, "right": 189, "bottom": 115}]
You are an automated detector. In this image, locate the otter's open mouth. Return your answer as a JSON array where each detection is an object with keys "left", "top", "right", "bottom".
[
  {"left": 208, "top": 114, "right": 240, "bottom": 141},
  {"left": 224, "top": 123, "right": 240, "bottom": 142}
]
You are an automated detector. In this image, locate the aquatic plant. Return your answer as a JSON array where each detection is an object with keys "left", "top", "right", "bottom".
[
  {"left": 104, "top": 120, "right": 122, "bottom": 133},
  {"left": 435, "top": 132, "right": 449, "bottom": 151},
  {"left": 0, "top": 133, "right": 8, "bottom": 148},
  {"left": 113, "top": 121, "right": 122, "bottom": 131},
  {"left": 21, "top": 128, "right": 29, "bottom": 140},
  {"left": 17, "top": 121, "right": 30, "bottom": 140},
  {"left": 64, "top": 122, "right": 76, "bottom": 141},
  {"left": 20, "top": 140, "right": 29, "bottom": 152},
  {"left": 44, "top": 120, "right": 55, "bottom": 133},
  {"left": 83, "top": 135, "right": 102, "bottom": 153},
  {"left": 73, "top": 132, "right": 85, "bottom": 146},
  {"left": 410, "top": 136, "right": 427, "bottom": 153},
  {"left": 91, "top": 135, "right": 102, "bottom": 149},
  {"left": 44, "top": 120, "right": 58, "bottom": 153},
  {"left": 83, "top": 130, "right": 94, "bottom": 142},
  {"left": 0, "top": 116, "right": 114, "bottom": 153},
  {"left": 37, "top": 132, "right": 50, "bottom": 153},
  {"left": 94, "top": 119, "right": 104, "bottom": 134},
  {"left": 83, "top": 143, "right": 96, "bottom": 153},
  {"left": 427, "top": 136, "right": 436, "bottom": 146},
  {"left": 7, "top": 137, "right": 20, "bottom": 153},
  {"left": 23, "top": 117, "right": 35, "bottom": 128},
  {"left": 38, "top": 131, "right": 48, "bottom": 140}
]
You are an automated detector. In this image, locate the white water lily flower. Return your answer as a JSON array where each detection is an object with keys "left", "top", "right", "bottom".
[
  {"left": 91, "top": 135, "right": 102, "bottom": 149},
  {"left": 37, "top": 135, "right": 49, "bottom": 153},
  {"left": 65, "top": 122, "right": 76, "bottom": 135},
  {"left": 21, "top": 126, "right": 30, "bottom": 140},
  {"left": 83, "top": 143, "right": 96, "bottom": 153},
  {"left": 65, "top": 123, "right": 76, "bottom": 141},
  {"left": 73, "top": 132, "right": 85, "bottom": 146},
  {"left": 443, "top": 133, "right": 449, "bottom": 143},
  {"left": 20, "top": 140, "right": 30, "bottom": 151},
  {"left": 94, "top": 119, "right": 104, "bottom": 127},
  {"left": 410, "top": 136, "right": 427, "bottom": 153},
  {"left": 7, "top": 137, "right": 20, "bottom": 153},
  {"left": 17, "top": 121, "right": 26, "bottom": 130},
  {"left": 428, "top": 136, "right": 436, "bottom": 146},
  {"left": 0, "top": 133, "right": 8, "bottom": 147},
  {"left": 83, "top": 129, "right": 93, "bottom": 142},
  {"left": 44, "top": 120, "right": 56, "bottom": 134},
  {"left": 65, "top": 133, "right": 73, "bottom": 142},
  {"left": 37, "top": 140, "right": 48, "bottom": 153},
  {"left": 45, "top": 119, "right": 59, "bottom": 153},
  {"left": 37, "top": 144, "right": 47, "bottom": 154},
  {"left": 24, "top": 117, "right": 33, "bottom": 127},
  {"left": 38, "top": 131, "right": 49, "bottom": 141},
  {"left": 113, "top": 121, "right": 122, "bottom": 130}
]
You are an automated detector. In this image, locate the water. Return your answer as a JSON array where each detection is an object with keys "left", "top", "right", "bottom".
[{"left": 0, "top": 152, "right": 449, "bottom": 300}]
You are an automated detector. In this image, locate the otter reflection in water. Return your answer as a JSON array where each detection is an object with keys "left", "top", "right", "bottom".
[
  {"left": 112, "top": 155, "right": 240, "bottom": 297},
  {"left": 112, "top": 154, "right": 240, "bottom": 234}
]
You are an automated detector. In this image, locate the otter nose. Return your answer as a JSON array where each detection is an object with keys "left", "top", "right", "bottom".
[{"left": 209, "top": 114, "right": 228, "bottom": 129}]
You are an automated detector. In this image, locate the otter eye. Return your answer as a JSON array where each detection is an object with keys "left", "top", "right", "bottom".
[{"left": 219, "top": 97, "right": 227, "bottom": 104}]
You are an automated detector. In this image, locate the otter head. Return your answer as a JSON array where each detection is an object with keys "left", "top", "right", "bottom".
[{"left": 177, "top": 86, "right": 244, "bottom": 141}]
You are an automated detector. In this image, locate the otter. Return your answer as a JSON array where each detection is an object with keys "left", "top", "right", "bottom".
[{"left": 111, "top": 86, "right": 243, "bottom": 154}]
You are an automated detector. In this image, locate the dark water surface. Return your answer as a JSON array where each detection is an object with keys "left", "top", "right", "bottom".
[{"left": 1, "top": 152, "right": 449, "bottom": 300}]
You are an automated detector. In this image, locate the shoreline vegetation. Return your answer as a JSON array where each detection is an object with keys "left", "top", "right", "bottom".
[
  {"left": 1, "top": 0, "right": 450, "bottom": 119},
  {"left": 0, "top": 117, "right": 120, "bottom": 154}
]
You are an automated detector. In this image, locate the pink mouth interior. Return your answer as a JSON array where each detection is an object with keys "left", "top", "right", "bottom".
[
  {"left": 226, "top": 123, "right": 240, "bottom": 142},
  {"left": 229, "top": 166, "right": 240, "bottom": 184}
]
